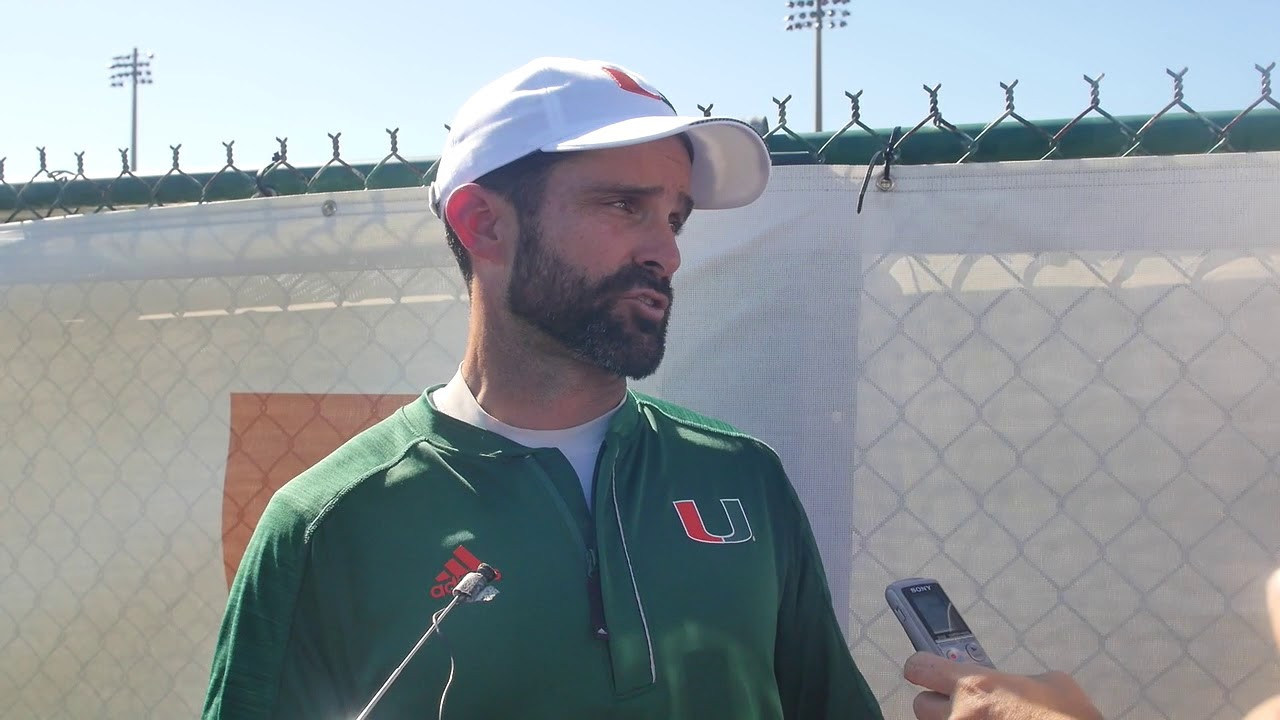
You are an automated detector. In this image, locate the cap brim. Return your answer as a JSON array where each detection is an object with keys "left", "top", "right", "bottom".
[{"left": 545, "top": 116, "right": 771, "bottom": 210}]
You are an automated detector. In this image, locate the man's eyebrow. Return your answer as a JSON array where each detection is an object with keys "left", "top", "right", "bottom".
[
  {"left": 677, "top": 192, "right": 695, "bottom": 218},
  {"left": 585, "top": 183, "right": 695, "bottom": 216}
]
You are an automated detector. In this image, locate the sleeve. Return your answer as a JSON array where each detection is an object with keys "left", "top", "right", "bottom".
[
  {"left": 771, "top": 461, "right": 885, "bottom": 720},
  {"left": 201, "top": 490, "right": 347, "bottom": 720}
]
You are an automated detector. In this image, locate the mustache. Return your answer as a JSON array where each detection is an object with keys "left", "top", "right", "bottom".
[{"left": 595, "top": 264, "right": 674, "bottom": 303}]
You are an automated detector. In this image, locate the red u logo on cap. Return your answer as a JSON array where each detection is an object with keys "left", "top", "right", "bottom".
[{"left": 602, "top": 67, "right": 675, "bottom": 111}]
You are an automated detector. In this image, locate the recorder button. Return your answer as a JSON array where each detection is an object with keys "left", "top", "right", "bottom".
[
  {"left": 966, "top": 642, "right": 987, "bottom": 662},
  {"left": 945, "top": 647, "right": 964, "bottom": 662},
  {"left": 893, "top": 607, "right": 906, "bottom": 622}
]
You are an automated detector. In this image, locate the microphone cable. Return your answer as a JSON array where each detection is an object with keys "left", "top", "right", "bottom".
[
  {"left": 354, "top": 564, "right": 498, "bottom": 720},
  {"left": 433, "top": 606, "right": 456, "bottom": 720}
]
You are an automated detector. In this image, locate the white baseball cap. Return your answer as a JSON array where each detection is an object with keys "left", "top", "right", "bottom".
[{"left": 429, "top": 57, "right": 771, "bottom": 219}]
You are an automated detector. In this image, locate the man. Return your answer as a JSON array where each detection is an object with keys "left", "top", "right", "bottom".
[
  {"left": 901, "top": 567, "right": 1280, "bottom": 720},
  {"left": 203, "top": 57, "right": 883, "bottom": 719}
]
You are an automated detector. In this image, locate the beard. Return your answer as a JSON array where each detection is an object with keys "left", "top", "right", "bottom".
[{"left": 506, "top": 218, "right": 674, "bottom": 380}]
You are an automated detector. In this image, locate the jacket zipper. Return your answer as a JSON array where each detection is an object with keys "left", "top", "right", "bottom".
[
  {"left": 524, "top": 454, "right": 609, "bottom": 639},
  {"left": 586, "top": 548, "right": 608, "bottom": 638},
  {"left": 587, "top": 441, "right": 610, "bottom": 639}
]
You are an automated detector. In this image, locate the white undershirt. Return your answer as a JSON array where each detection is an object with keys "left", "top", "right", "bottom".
[{"left": 430, "top": 369, "right": 621, "bottom": 505}]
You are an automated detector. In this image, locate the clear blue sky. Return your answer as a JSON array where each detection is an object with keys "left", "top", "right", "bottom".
[{"left": 2, "top": 0, "right": 1276, "bottom": 180}]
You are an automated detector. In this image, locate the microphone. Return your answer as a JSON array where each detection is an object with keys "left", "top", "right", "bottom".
[
  {"left": 354, "top": 563, "right": 501, "bottom": 720},
  {"left": 452, "top": 563, "right": 500, "bottom": 602}
]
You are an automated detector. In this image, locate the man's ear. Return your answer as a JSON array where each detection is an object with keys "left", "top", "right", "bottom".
[{"left": 444, "top": 183, "right": 515, "bottom": 267}]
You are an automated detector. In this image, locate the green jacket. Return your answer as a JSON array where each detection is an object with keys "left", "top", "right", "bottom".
[{"left": 203, "top": 389, "right": 883, "bottom": 719}]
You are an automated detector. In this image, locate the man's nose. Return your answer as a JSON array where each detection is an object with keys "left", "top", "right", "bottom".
[{"left": 635, "top": 218, "right": 681, "bottom": 278}]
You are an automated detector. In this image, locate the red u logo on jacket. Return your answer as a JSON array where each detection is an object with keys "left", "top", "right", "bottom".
[{"left": 673, "top": 499, "right": 755, "bottom": 544}]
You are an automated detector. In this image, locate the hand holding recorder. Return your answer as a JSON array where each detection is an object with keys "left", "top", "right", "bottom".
[
  {"left": 894, "top": 569, "right": 1280, "bottom": 720},
  {"left": 886, "top": 576, "right": 1100, "bottom": 720}
]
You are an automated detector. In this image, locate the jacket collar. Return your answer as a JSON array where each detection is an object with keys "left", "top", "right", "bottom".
[{"left": 400, "top": 384, "right": 642, "bottom": 457}]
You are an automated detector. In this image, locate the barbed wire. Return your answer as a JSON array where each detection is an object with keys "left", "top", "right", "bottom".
[{"left": 2, "top": 63, "right": 1277, "bottom": 224}]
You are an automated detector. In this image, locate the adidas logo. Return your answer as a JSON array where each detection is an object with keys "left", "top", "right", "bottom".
[{"left": 430, "top": 545, "right": 500, "bottom": 599}]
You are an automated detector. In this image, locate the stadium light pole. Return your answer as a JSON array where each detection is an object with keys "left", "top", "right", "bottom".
[
  {"left": 109, "top": 48, "right": 154, "bottom": 172},
  {"left": 783, "top": 0, "right": 850, "bottom": 132}
]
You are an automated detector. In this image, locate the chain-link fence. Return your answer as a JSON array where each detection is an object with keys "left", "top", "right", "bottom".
[
  {"left": 3, "top": 63, "right": 1278, "bottom": 223},
  {"left": 2, "top": 68, "right": 1279, "bottom": 720},
  {"left": 846, "top": 247, "right": 1280, "bottom": 720}
]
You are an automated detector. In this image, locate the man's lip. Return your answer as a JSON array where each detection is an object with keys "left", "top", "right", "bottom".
[{"left": 619, "top": 289, "right": 670, "bottom": 313}]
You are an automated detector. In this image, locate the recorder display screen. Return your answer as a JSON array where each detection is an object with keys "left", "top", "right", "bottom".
[{"left": 904, "top": 584, "right": 971, "bottom": 640}]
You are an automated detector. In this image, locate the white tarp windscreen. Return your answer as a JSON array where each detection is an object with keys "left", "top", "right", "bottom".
[{"left": 2, "top": 152, "right": 1278, "bottom": 719}]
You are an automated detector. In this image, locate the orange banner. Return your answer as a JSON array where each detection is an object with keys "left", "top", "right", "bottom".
[{"left": 222, "top": 392, "right": 417, "bottom": 587}]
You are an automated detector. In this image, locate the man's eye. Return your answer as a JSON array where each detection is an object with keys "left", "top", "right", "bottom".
[
  {"left": 611, "top": 199, "right": 636, "bottom": 213},
  {"left": 670, "top": 219, "right": 685, "bottom": 235}
]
